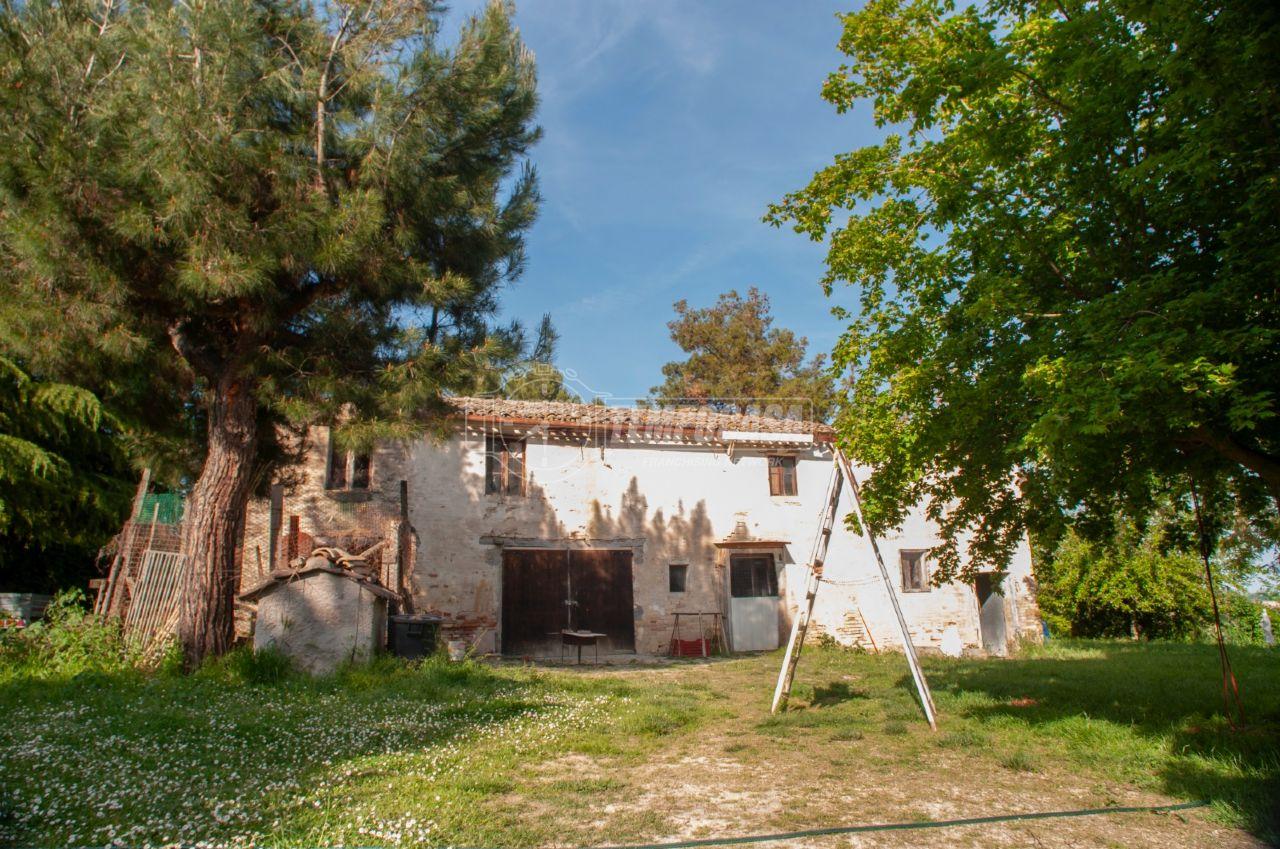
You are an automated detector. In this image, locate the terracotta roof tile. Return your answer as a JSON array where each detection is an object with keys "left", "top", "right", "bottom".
[{"left": 446, "top": 396, "right": 833, "bottom": 439}]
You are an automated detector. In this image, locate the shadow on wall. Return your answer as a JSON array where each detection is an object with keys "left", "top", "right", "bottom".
[
  {"left": 585, "top": 477, "right": 719, "bottom": 653},
  {"left": 585, "top": 476, "right": 715, "bottom": 571},
  {"left": 408, "top": 432, "right": 724, "bottom": 654}
]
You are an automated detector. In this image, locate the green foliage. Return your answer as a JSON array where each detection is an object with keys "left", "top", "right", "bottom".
[
  {"left": 1220, "top": 594, "right": 1267, "bottom": 647},
  {"left": 0, "top": 589, "right": 143, "bottom": 678},
  {"left": 1037, "top": 505, "right": 1274, "bottom": 643},
  {"left": 464, "top": 313, "right": 580, "bottom": 401},
  {"left": 0, "top": 0, "right": 542, "bottom": 451},
  {"left": 0, "top": 0, "right": 543, "bottom": 656},
  {"left": 1037, "top": 523, "right": 1212, "bottom": 639},
  {"left": 768, "top": 0, "right": 1280, "bottom": 581},
  {"left": 651, "top": 288, "right": 836, "bottom": 420},
  {"left": 196, "top": 645, "right": 296, "bottom": 687},
  {"left": 0, "top": 359, "right": 132, "bottom": 591}
]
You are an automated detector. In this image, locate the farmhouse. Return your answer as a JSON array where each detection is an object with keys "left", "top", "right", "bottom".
[{"left": 238, "top": 397, "right": 1041, "bottom": 658}]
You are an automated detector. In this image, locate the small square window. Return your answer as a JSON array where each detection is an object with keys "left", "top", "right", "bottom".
[
  {"left": 669, "top": 563, "right": 688, "bottom": 593},
  {"left": 768, "top": 455, "right": 798, "bottom": 497},
  {"left": 900, "top": 549, "right": 930, "bottom": 592}
]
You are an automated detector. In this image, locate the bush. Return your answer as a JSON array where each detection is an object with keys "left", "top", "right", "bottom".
[
  {"left": 1218, "top": 595, "right": 1268, "bottom": 647},
  {"left": 0, "top": 588, "right": 143, "bottom": 678},
  {"left": 1037, "top": 526, "right": 1212, "bottom": 640}
]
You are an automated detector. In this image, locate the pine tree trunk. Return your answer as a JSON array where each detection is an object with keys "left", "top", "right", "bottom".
[{"left": 178, "top": 374, "right": 258, "bottom": 669}]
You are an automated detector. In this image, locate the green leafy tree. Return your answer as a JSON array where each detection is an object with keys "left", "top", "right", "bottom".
[
  {"left": 1215, "top": 510, "right": 1280, "bottom": 600},
  {"left": 768, "top": 0, "right": 1280, "bottom": 580},
  {"left": 0, "top": 0, "right": 539, "bottom": 664},
  {"left": 651, "top": 288, "right": 835, "bottom": 420},
  {"left": 1038, "top": 521, "right": 1211, "bottom": 640},
  {"left": 0, "top": 358, "right": 133, "bottom": 593}
]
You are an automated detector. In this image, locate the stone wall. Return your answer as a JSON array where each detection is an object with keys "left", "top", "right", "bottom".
[
  {"left": 240, "top": 430, "right": 407, "bottom": 594},
  {"left": 253, "top": 571, "right": 388, "bottom": 674}
]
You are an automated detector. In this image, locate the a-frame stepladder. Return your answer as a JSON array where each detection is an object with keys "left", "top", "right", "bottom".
[{"left": 770, "top": 446, "right": 938, "bottom": 730}]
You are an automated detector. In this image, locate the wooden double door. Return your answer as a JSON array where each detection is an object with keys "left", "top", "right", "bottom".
[{"left": 501, "top": 548, "right": 635, "bottom": 655}]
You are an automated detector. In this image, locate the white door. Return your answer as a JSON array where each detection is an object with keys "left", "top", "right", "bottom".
[{"left": 728, "top": 554, "right": 780, "bottom": 651}]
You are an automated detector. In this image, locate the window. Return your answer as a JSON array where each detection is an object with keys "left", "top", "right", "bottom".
[
  {"left": 730, "top": 554, "right": 778, "bottom": 598},
  {"left": 900, "top": 549, "right": 930, "bottom": 592},
  {"left": 768, "top": 455, "right": 798, "bottom": 497},
  {"left": 326, "top": 434, "right": 371, "bottom": 491},
  {"left": 669, "top": 563, "right": 688, "bottom": 593},
  {"left": 485, "top": 435, "right": 526, "bottom": 495}
]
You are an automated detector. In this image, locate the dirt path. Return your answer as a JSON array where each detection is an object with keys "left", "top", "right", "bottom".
[{"left": 513, "top": 655, "right": 1267, "bottom": 849}]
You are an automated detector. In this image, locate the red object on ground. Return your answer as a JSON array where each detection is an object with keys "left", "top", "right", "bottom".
[{"left": 671, "top": 637, "right": 709, "bottom": 657}]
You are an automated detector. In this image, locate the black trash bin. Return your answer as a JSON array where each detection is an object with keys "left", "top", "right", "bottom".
[{"left": 388, "top": 614, "right": 443, "bottom": 659}]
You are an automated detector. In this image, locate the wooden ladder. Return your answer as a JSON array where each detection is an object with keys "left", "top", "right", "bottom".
[{"left": 770, "top": 446, "right": 938, "bottom": 730}]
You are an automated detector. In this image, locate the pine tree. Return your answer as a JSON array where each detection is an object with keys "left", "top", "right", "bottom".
[
  {"left": 651, "top": 288, "right": 834, "bottom": 420},
  {"left": 0, "top": 357, "right": 133, "bottom": 592},
  {"left": 0, "top": 0, "right": 540, "bottom": 665}
]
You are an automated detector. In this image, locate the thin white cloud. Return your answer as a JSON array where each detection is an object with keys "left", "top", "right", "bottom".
[{"left": 561, "top": 231, "right": 758, "bottom": 318}]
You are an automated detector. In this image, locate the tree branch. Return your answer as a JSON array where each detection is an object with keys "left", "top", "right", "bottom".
[{"left": 1180, "top": 425, "right": 1280, "bottom": 504}]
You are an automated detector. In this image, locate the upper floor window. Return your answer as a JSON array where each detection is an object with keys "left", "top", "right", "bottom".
[
  {"left": 900, "top": 549, "right": 930, "bottom": 592},
  {"left": 326, "top": 434, "right": 371, "bottom": 491},
  {"left": 485, "top": 435, "right": 526, "bottom": 496},
  {"left": 767, "top": 455, "right": 798, "bottom": 497},
  {"left": 669, "top": 563, "right": 688, "bottom": 593}
]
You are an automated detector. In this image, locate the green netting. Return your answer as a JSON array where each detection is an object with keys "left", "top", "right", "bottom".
[{"left": 138, "top": 492, "right": 185, "bottom": 525}]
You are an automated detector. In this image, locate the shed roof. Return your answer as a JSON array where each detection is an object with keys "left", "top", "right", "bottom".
[
  {"left": 238, "top": 564, "right": 399, "bottom": 603},
  {"left": 446, "top": 396, "right": 833, "bottom": 441}
]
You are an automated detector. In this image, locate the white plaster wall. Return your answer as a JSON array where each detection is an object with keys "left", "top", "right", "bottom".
[
  {"left": 807, "top": 467, "right": 1039, "bottom": 654},
  {"left": 404, "top": 429, "right": 1041, "bottom": 656},
  {"left": 238, "top": 424, "right": 1041, "bottom": 657}
]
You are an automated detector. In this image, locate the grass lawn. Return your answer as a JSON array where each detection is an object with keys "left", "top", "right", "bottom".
[{"left": 1, "top": 640, "right": 1277, "bottom": 848}]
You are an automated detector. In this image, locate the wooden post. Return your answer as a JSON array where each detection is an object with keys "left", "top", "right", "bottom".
[
  {"left": 102, "top": 469, "right": 151, "bottom": 617},
  {"left": 393, "top": 480, "right": 413, "bottom": 611},
  {"left": 141, "top": 503, "right": 161, "bottom": 554},
  {"left": 267, "top": 484, "right": 283, "bottom": 570},
  {"left": 286, "top": 515, "right": 300, "bottom": 565}
]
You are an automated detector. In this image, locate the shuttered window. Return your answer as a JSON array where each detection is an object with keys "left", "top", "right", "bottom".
[
  {"left": 485, "top": 435, "right": 526, "bottom": 496},
  {"left": 767, "top": 455, "right": 797, "bottom": 496}
]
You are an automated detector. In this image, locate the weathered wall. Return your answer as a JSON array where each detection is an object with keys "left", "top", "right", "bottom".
[
  {"left": 241, "top": 431, "right": 407, "bottom": 589},
  {"left": 803, "top": 486, "right": 1040, "bottom": 655},
  {"left": 402, "top": 426, "right": 1039, "bottom": 656},
  {"left": 240, "top": 425, "right": 1040, "bottom": 657},
  {"left": 253, "top": 572, "right": 388, "bottom": 674}
]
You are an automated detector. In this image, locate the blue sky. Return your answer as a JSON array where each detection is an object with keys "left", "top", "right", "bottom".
[{"left": 444, "top": 1, "right": 880, "bottom": 400}]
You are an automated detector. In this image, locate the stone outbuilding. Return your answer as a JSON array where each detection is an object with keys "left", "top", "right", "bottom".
[{"left": 239, "top": 559, "right": 398, "bottom": 674}]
